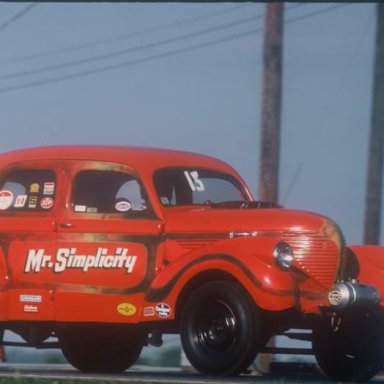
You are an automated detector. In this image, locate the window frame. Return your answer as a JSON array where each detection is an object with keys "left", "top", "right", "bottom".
[
  {"left": 153, "top": 166, "right": 250, "bottom": 207},
  {"left": 0, "top": 165, "right": 58, "bottom": 214},
  {"left": 69, "top": 167, "right": 155, "bottom": 219}
]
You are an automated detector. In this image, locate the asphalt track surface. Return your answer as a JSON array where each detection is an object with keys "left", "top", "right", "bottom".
[{"left": 0, "top": 365, "right": 384, "bottom": 383}]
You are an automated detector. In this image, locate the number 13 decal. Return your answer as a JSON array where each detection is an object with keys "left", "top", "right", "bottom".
[{"left": 184, "top": 171, "right": 205, "bottom": 192}]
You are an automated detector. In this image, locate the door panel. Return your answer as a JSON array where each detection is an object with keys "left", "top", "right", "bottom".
[{"left": 54, "top": 162, "right": 163, "bottom": 322}]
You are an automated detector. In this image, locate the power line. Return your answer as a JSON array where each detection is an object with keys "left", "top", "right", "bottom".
[
  {"left": 0, "top": 4, "right": 347, "bottom": 83},
  {"left": 0, "top": 3, "right": 38, "bottom": 33},
  {"left": 0, "top": 3, "right": 305, "bottom": 67},
  {"left": 285, "top": 3, "right": 346, "bottom": 26},
  {"left": 0, "top": 28, "right": 259, "bottom": 94},
  {"left": 0, "top": 14, "right": 261, "bottom": 81},
  {"left": 0, "top": 3, "right": 348, "bottom": 94},
  {"left": 0, "top": 3, "right": 253, "bottom": 66}
]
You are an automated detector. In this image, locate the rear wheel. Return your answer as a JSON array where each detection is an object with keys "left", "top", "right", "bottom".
[
  {"left": 180, "top": 280, "right": 262, "bottom": 376},
  {"left": 312, "top": 312, "right": 384, "bottom": 382},
  {"left": 58, "top": 325, "right": 145, "bottom": 373}
]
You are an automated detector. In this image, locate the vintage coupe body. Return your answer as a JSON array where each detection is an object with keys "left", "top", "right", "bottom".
[{"left": 0, "top": 145, "right": 381, "bottom": 381}]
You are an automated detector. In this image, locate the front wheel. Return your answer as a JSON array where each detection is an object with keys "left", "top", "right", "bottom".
[
  {"left": 180, "top": 280, "right": 262, "bottom": 376},
  {"left": 312, "top": 311, "right": 384, "bottom": 382},
  {"left": 58, "top": 324, "right": 145, "bottom": 373}
]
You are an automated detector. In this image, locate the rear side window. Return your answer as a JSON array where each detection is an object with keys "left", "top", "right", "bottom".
[
  {"left": 71, "top": 170, "right": 150, "bottom": 216},
  {"left": 0, "top": 169, "right": 56, "bottom": 211}
]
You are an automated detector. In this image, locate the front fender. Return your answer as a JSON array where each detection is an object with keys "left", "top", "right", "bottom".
[
  {"left": 146, "top": 237, "right": 296, "bottom": 311},
  {"left": 348, "top": 245, "right": 384, "bottom": 306}
]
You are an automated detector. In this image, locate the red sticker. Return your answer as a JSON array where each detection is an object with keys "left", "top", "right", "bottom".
[
  {"left": 0, "top": 190, "right": 13, "bottom": 210},
  {"left": 40, "top": 197, "right": 54, "bottom": 210}
]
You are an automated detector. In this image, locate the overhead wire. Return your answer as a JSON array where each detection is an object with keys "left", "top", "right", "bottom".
[
  {"left": 0, "top": 14, "right": 262, "bottom": 81},
  {"left": 0, "top": 3, "right": 254, "bottom": 66},
  {"left": 0, "top": 3, "right": 348, "bottom": 94},
  {"left": 0, "top": 3, "right": 305, "bottom": 67},
  {"left": 0, "top": 3, "right": 38, "bottom": 33},
  {"left": 0, "top": 28, "right": 260, "bottom": 94}
]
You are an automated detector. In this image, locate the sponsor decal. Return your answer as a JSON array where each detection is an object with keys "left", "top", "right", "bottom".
[
  {"left": 117, "top": 303, "right": 137, "bottom": 317},
  {"left": 24, "top": 247, "right": 137, "bottom": 274},
  {"left": 23, "top": 304, "right": 38, "bottom": 313},
  {"left": 30, "top": 183, "right": 39, "bottom": 193},
  {"left": 115, "top": 201, "right": 131, "bottom": 212},
  {"left": 155, "top": 303, "right": 171, "bottom": 318},
  {"left": 20, "top": 294, "right": 42, "bottom": 303},
  {"left": 74, "top": 205, "right": 86, "bottom": 212},
  {"left": 43, "top": 182, "right": 55, "bottom": 195},
  {"left": 0, "top": 190, "right": 13, "bottom": 210},
  {"left": 28, "top": 196, "right": 37, "bottom": 208},
  {"left": 143, "top": 307, "right": 155, "bottom": 317},
  {"left": 40, "top": 197, "right": 54, "bottom": 210},
  {"left": 14, "top": 195, "right": 27, "bottom": 208}
]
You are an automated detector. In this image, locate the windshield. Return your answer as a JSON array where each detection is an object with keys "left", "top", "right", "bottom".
[{"left": 153, "top": 168, "right": 249, "bottom": 207}]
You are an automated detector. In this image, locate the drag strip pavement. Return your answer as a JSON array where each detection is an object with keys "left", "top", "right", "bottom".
[{"left": 0, "top": 364, "right": 384, "bottom": 383}]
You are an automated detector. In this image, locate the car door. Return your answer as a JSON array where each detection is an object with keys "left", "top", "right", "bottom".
[
  {"left": 54, "top": 160, "right": 164, "bottom": 323},
  {"left": 0, "top": 160, "right": 63, "bottom": 320}
]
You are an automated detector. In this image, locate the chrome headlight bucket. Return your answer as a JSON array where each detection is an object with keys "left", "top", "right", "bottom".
[{"left": 274, "top": 242, "right": 293, "bottom": 270}]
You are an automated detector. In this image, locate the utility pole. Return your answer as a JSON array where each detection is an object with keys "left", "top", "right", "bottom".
[
  {"left": 364, "top": 3, "right": 384, "bottom": 245},
  {"left": 255, "top": 3, "right": 284, "bottom": 375},
  {"left": 259, "top": 3, "right": 284, "bottom": 204}
]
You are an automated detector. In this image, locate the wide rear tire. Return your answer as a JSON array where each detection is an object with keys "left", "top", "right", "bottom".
[
  {"left": 58, "top": 325, "right": 145, "bottom": 373},
  {"left": 312, "top": 312, "right": 384, "bottom": 382},
  {"left": 180, "top": 280, "right": 262, "bottom": 376}
]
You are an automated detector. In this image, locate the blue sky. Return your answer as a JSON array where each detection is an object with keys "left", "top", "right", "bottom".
[{"left": 0, "top": 2, "right": 377, "bottom": 245}]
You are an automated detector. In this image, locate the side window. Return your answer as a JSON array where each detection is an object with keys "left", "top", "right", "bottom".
[
  {"left": 71, "top": 170, "right": 148, "bottom": 215},
  {"left": 0, "top": 169, "right": 56, "bottom": 211}
]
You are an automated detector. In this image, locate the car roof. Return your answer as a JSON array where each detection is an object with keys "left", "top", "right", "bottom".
[{"left": 0, "top": 145, "right": 237, "bottom": 174}]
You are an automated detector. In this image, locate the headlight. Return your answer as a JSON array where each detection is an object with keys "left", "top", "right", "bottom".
[{"left": 274, "top": 242, "right": 293, "bottom": 270}]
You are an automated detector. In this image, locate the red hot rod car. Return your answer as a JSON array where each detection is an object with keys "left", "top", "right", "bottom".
[{"left": 0, "top": 145, "right": 381, "bottom": 381}]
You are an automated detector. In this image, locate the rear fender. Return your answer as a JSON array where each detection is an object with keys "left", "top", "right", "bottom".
[{"left": 145, "top": 237, "right": 296, "bottom": 312}]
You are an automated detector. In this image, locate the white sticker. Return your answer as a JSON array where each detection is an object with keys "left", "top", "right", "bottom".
[
  {"left": 74, "top": 205, "right": 86, "bottom": 212},
  {"left": 40, "top": 197, "right": 54, "bottom": 210},
  {"left": 115, "top": 201, "right": 132, "bottom": 212},
  {"left": 20, "top": 294, "right": 42, "bottom": 303},
  {"left": 155, "top": 303, "right": 171, "bottom": 318},
  {"left": 43, "top": 182, "right": 55, "bottom": 195},
  {"left": 14, "top": 195, "right": 28, "bottom": 208},
  {"left": 0, "top": 190, "right": 14, "bottom": 210},
  {"left": 28, "top": 196, "right": 37, "bottom": 209}
]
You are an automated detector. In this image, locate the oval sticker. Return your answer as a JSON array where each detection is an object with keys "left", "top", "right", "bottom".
[
  {"left": 115, "top": 201, "right": 132, "bottom": 212},
  {"left": 0, "top": 190, "right": 14, "bottom": 210},
  {"left": 40, "top": 197, "right": 54, "bottom": 210},
  {"left": 117, "top": 303, "right": 137, "bottom": 317}
]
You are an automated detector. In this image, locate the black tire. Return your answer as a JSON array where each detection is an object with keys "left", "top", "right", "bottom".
[
  {"left": 180, "top": 280, "right": 262, "bottom": 376},
  {"left": 312, "top": 312, "right": 384, "bottom": 382},
  {"left": 58, "top": 325, "right": 145, "bottom": 373}
]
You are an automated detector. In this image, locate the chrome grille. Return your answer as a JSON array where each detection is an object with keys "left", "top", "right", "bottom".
[{"left": 282, "top": 234, "right": 339, "bottom": 288}]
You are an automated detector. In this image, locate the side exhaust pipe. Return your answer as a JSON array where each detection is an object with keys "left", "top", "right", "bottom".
[{"left": 328, "top": 281, "right": 380, "bottom": 310}]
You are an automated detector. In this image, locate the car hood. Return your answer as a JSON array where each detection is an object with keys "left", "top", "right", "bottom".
[{"left": 162, "top": 205, "right": 335, "bottom": 236}]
